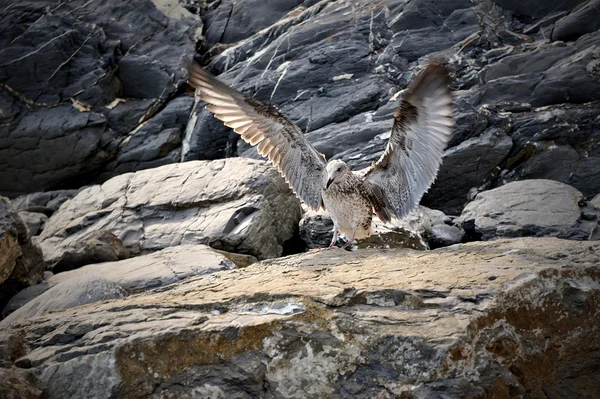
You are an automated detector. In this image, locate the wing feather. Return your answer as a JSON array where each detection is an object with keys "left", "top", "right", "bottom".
[
  {"left": 187, "top": 59, "right": 327, "bottom": 210},
  {"left": 361, "top": 60, "right": 455, "bottom": 220}
]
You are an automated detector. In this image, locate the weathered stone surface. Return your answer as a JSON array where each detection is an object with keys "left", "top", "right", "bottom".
[
  {"left": 458, "top": 179, "right": 596, "bottom": 240},
  {"left": 3, "top": 245, "right": 235, "bottom": 318},
  {"left": 38, "top": 159, "right": 302, "bottom": 261},
  {"left": 0, "top": 197, "right": 44, "bottom": 313},
  {"left": 1, "top": 277, "right": 126, "bottom": 327},
  {"left": 49, "top": 230, "right": 129, "bottom": 273},
  {"left": 0, "top": 0, "right": 201, "bottom": 197},
  {"left": 0, "top": 238, "right": 598, "bottom": 398},
  {"left": 0, "top": 368, "right": 42, "bottom": 399}
]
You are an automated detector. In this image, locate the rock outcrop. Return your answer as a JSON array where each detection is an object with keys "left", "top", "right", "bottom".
[
  {"left": 38, "top": 159, "right": 302, "bottom": 263},
  {"left": 0, "top": 238, "right": 598, "bottom": 398},
  {"left": 0, "top": 0, "right": 201, "bottom": 197},
  {"left": 0, "top": 198, "right": 45, "bottom": 312}
]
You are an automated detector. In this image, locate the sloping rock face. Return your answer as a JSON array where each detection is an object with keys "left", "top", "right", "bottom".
[
  {"left": 1, "top": 0, "right": 599, "bottom": 219},
  {"left": 0, "top": 197, "right": 45, "bottom": 312},
  {"left": 38, "top": 159, "right": 302, "bottom": 262},
  {"left": 0, "top": 0, "right": 201, "bottom": 197},
  {"left": 0, "top": 238, "right": 598, "bottom": 398}
]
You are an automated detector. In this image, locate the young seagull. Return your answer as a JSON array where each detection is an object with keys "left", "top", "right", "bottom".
[{"left": 187, "top": 59, "right": 454, "bottom": 249}]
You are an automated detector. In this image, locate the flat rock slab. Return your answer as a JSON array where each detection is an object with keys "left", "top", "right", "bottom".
[
  {"left": 0, "top": 238, "right": 598, "bottom": 398},
  {"left": 38, "top": 159, "right": 302, "bottom": 262},
  {"left": 2, "top": 244, "right": 236, "bottom": 320},
  {"left": 458, "top": 179, "right": 596, "bottom": 240}
]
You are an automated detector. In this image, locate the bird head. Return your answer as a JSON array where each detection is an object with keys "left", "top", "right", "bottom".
[{"left": 325, "top": 160, "right": 350, "bottom": 189}]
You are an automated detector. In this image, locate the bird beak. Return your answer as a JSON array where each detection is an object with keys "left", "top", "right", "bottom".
[{"left": 326, "top": 178, "right": 333, "bottom": 189}]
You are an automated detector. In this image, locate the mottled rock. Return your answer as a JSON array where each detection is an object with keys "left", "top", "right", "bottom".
[
  {"left": 39, "top": 159, "right": 302, "bottom": 261},
  {"left": 0, "top": 238, "right": 598, "bottom": 398},
  {"left": 0, "top": 197, "right": 44, "bottom": 313},
  {"left": 0, "top": 368, "right": 42, "bottom": 399},
  {"left": 49, "top": 230, "right": 130, "bottom": 273},
  {"left": 458, "top": 179, "right": 595, "bottom": 240}
]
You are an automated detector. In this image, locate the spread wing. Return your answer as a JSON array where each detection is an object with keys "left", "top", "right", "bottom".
[
  {"left": 361, "top": 61, "right": 454, "bottom": 221},
  {"left": 186, "top": 60, "right": 327, "bottom": 210}
]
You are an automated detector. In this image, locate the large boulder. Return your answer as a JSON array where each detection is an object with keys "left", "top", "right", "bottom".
[
  {"left": 38, "top": 159, "right": 303, "bottom": 262},
  {"left": 0, "top": 238, "right": 598, "bottom": 397},
  {"left": 458, "top": 179, "right": 597, "bottom": 240},
  {"left": 0, "top": 197, "right": 45, "bottom": 312}
]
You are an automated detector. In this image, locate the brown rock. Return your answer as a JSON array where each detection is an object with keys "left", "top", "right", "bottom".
[
  {"left": 0, "top": 197, "right": 45, "bottom": 313},
  {"left": 0, "top": 238, "right": 598, "bottom": 398}
]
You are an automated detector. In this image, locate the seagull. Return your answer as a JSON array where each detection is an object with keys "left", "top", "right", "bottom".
[{"left": 186, "top": 59, "right": 454, "bottom": 249}]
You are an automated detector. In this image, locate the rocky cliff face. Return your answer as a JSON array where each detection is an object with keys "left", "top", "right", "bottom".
[{"left": 1, "top": 0, "right": 600, "bottom": 397}]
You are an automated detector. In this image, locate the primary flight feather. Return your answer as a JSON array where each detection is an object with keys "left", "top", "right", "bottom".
[{"left": 187, "top": 59, "right": 454, "bottom": 249}]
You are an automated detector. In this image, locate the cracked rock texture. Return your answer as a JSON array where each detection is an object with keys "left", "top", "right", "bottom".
[
  {"left": 37, "top": 159, "right": 302, "bottom": 262},
  {"left": 1, "top": 0, "right": 599, "bottom": 219},
  {"left": 0, "top": 238, "right": 599, "bottom": 398}
]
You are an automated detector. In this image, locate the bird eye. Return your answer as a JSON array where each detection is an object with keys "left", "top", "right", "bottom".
[{"left": 337, "top": 167, "right": 342, "bottom": 172}]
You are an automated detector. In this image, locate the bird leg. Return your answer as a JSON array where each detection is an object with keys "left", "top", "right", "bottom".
[
  {"left": 328, "top": 227, "right": 339, "bottom": 249},
  {"left": 340, "top": 229, "right": 356, "bottom": 250}
]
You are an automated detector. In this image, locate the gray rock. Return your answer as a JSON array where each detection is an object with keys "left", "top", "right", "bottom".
[
  {"left": 3, "top": 245, "right": 235, "bottom": 318},
  {"left": 50, "top": 230, "right": 130, "bottom": 273},
  {"left": 0, "top": 238, "right": 598, "bottom": 397},
  {"left": 11, "top": 190, "right": 79, "bottom": 216},
  {"left": 474, "top": 31, "right": 600, "bottom": 107},
  {"left": 38, "top": 159, "right": 302, "bottom": 261},
  {"left": 0, "top": 197, "right": 45, "bottom": 313},
  {"left": 491, "top": 0, "right": 588, "bottom": 18},
  {"left": 423, "top": 127, "right": 514, "bottom": 215},
  {"left": 46, "top": 244, "right": 235, "bottom": 293},
  {"left": 498, "top": 103, "right": 600, "bottom": 200},
  {"left": 17, "top": 212, "right": 48, "bottom": 236},
  {"left": 0, "top": 276, "right": 126, "bottom": 327},
  {"left": 430, "top": 224, "right": 465, "bottom": 248},
  {"left": 0, "top": 0, "right": 201, "bottom": 197},
  {"left": 458, "top": 179, "right": 595, "bottom": 240},
  {"left": 2, "top": 281, "right": 50, "bottom": 319},
  {"left": 552, "top": 0, "right": 600, "bottom": 41}
]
